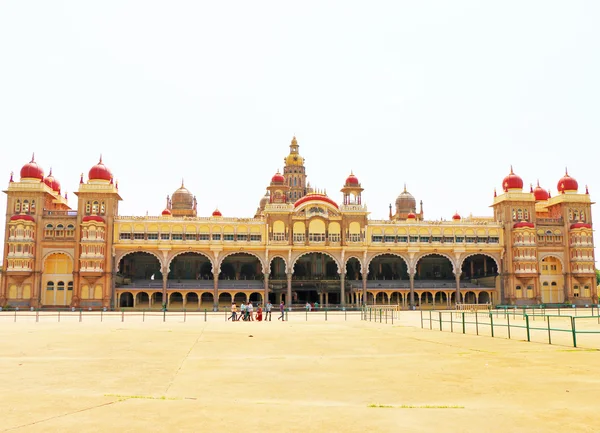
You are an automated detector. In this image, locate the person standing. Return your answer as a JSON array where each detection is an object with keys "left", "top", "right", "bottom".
[
  {"left": 256, "top": 305, "right": 263, "bottom": 321},
  {"left": 265, "top": 301, "right": 272, "bottom": 321},
  {"left": 240, "top": 302, "right": 246, "bottom": 321},
  {"left": 247, "top": 302, "right": 254, "bottom": 321},
  {"left": 229, "top": 302, "right": 237, "bottom": 321},
  {"left": 278, "top": 301, "right": 285, "bottom": 321}
]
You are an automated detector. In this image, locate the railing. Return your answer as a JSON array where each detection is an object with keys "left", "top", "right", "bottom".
[
  {"left": 420, "top": 307, "right": 600, "bottom": 348},
  {"left": 43, "top": 210, "right": 78, "bottom": 217},
  {"left": 536, "top": 218, "right": 564, "bottom": 224}
]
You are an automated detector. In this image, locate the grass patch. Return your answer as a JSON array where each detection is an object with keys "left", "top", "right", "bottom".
[{"left": 368, "top": 403, "right": 464, "bottom": 409}]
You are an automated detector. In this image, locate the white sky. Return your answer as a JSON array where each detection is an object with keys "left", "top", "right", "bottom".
[{"left": 1, "top": 1, "right": 598, "bottom": 265}]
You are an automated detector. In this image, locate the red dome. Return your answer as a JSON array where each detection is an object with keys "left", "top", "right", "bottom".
[
  {"left": 88, "top": 157, "right": 113, "bottom": 182},
  {"left": 82, "top": 215, "right": 105, "bottom": 223},
  {"left": 533, "top": 181, "right": 549, "bottom": 201},
  {"left": 271, "top": 171, "right": 285, "bottom": 184},
  {"left": 570, "top": 222, "right": 591, "bottom": 229},
  {"left": 161, "top": 208, "right": 172, "bottom": 216},
  {"left": 294, "top": 194, "right": 339, "bottom": 209},
  {"left": 10, "top": 214, "right": 35, "bottom": 222},
  {"left": 452, "top": 212, "right": 461, "bottom": 221},
  {"left": 345, "top": 173, "right": 359, "bottom": 185},
  {"left": 407, "top": 212, "right": 417, "bottom": 219},
  {"left": 557, "top": 170, "right": 578, "bottom": 193},
  {"left": 20, "top": 155, "right": 44, "bottom": 181},
  {"left": 513, "top": 221, "right": 535, "bottom": 229},
  {"left": 212, "top": 209, "right": 222, "bottom": 217},
  {"left": 44, "top": 169, "right": 61, "bottom": 193},
  {"left": 502, "top": 166, "right": 523, "bottom": 192}
]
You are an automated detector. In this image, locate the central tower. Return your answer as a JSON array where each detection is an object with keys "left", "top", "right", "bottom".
[{"left": 283, "top": 136, "right": 307, "bottom": 202}]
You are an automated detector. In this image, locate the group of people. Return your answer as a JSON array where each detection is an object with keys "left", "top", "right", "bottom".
[{"left": 228, "top": 301, "right": 286, "bottom": 322}]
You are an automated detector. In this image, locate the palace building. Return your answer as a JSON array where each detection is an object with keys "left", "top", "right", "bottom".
[{"left": 1, "top": 138, "right": 596, "bottom": 310}]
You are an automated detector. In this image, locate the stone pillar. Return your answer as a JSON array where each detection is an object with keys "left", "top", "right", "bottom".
[
  {"left": 286, "top": 273, "right": 292, "bottom": 307},
  {"left": 340, "top": 273, "right": 345, "bottom": 306},
  {"left": 162, "top": 272, "right": 168, "bottom": 309},
  {"left": 362, "top": 273, "right": 367, "bottom": 306},
  {"left": 263, "top": 274, "right": 269, "bottom": 307},
  {"left": 455, "top": 273, "right": 461, "bottom": 305},
  {"left": 409, "top": 273, "right": 415, "bottom": 308},
  {"left": 213, "top": 278, "right": 219, "bottom": 311}
]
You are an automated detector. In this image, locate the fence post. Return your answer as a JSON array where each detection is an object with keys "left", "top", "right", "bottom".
[
  {"left": 507, "top": 314, "right": 511, "bottom": 339},
  {"left": 36, "top": 309, "right": 39, "bottom": 323},
  {"left": 547, "top": 315, "right": 552, "bottom": 344},
  {"left": 306, "top": 309, "right": 308, "bottom": 321},
  {"left": 101, "top": 309, "right": 103, "bottom": 322},
  {"left": 14, "top": 309, "right": 17, "bottom": 322},
  {"left": 439, "top": 311, "right": 442, "bottom": 331},
  {"left": 420, "top": 310, "right": 423, "bottom": 328},
  {"left": 475, "top": 312, "right": 479, "bottom": 336},
  {"left": 450, "top": 311, "right": 454, "bottom": 332},
  {"left": 429, "top": 311, "right": 432, "bottom": 330},
  {"left": 461, "top": 312, "right": 465, "bottom": 334},
  {"left": 391, "top": 309, "right": 394, "bottom": 325},
  {"left": 184, "top": 309, "right": 186, "bottom": 323},
  {"left": 570, "top": 317, "right": 577, "bottom": 348},
  {"left": 489, "top": 312, "right": 494, "bottom": 337},
  {"left": 58, "top": 310, "right": 61, "bottom": 322},
  {"left": 345, "top": 309, "right": 347, "bottom": 321},
  {"left": 525, "top": 314, "right": 530, "bottom": 342},
  {"left": 122, "top": 310, "right": 125, "bottom": 322},
  {"left": 163, "top": 309, "right": 166, "bottom": 323},
  {"left": 79, "top": 309, "right": 82, "bottom": 323},
  {"left": 286, "top": 310, "right": 289, "bottom": 321},
  {"left": 142, "top": 310, "right": 145, "bottom": 322},
  {"left": 204, "top": 309, "right": 207, "bottom": 322},
  {"left": 379, "top": 309, "right": 382, "bottom": 323}
]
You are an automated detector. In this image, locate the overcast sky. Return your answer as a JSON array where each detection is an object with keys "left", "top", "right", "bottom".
[{"left": 1, "top": 1, "right": 598, "bottom": 265}]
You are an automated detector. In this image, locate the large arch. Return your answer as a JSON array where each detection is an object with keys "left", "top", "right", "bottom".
[
  {"left": 114, "top": 250, "right": 164, "bottom": 272},
  {"left": 42, "top": 252, "right": 74, "bottom": 306},
  {"left": 459, "top": 253, "right": 499, "bottom": 289},
  {"left": 168, "top": 252, "right": 214, "bottom": 281},
  {"left": 366, "top": 253, "right": 409, "bottom": 281},
  {"left": 366, "top": 252, "right": 409, "bottom": 272},
  {"left": 412, "top": 252, "right": 456, "bottom": 275},
  {"left": 413, "top": 253, "right": 455, "bottom": 287},
  {"left": 118, "top": 252, "right": 163, "bottom": 283},
  {"left": 218, "top": 252, "right": 264, "bottom": 280},
  {"left": 218, "top": 251, "right": 265, "bottom": 275},
  {"left": 345, "top": 257, "right": 363, "bottom": 280},
  {"left": 537, "top": 253, "right": 565, "bottom": 270},
  {"left": 291, "top": 251, "right": 341, "bottom": 275},
  {"left": 458, "top": 252, "right": 501, "bottom": 276},
  {"left": 268, "top": 255, "right": 289, "bottom": 275},
  {"left": 167, "top": 251, "right": 214, "bottom": 275},
  {"left": 539, "top": 255, "right": 565, "bottom": 303}
]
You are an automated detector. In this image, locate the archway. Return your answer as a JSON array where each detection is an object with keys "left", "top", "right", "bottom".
[
  {"left": 219, "top": 292, "right": 233, "bottom": 306},
  {"left": 539, "top": 256, "right": 564, "bottom": 303},
  {"left": 169, "top": 292, "right": 184, "bottom": 308},
  {"left": 120, "top": 292, "right": 134, "bottom": 308},
  {"left": 434, "top": 292, "right": 447, "bottom": 305},
  {"left": 479, "top": 291, "right": 491, "bottom": 304},
  {"left": 249, "top": 292, "right": 262, "bottom": 304},
  {"left": 136, "top": 292, "right": 149, "bottom": 308},
  {"left": 169, "top": 252, "right": 213, "bottom": 282},
  {"left": 390, "top": 292, "right": 402, "bottom": 305},
  {"left": 269, "top": 256, "right": 287, "bottom": 278},
  {"left": 375, "top": 292, "right": 387, "bottom": 305},
  {"left": 345, "top": 257, "right": 362, "bottom": 281},
  {"left": 186, "top": 292, "right": 199, "bottom": 308},
  {"left": 292, "top": 252, "right": 339, "bottom": 304},
  {"left": 200, "top": 292, "right": 214, "bottom": 307},
  {"left": 219, "top": 253, "right": 263, "bottom": 285},
  {"left": 414, "top": 254, "right": 454, "bottom": 288},
  {"left": 460, "top": 254, "right": 499, "bottom": 288},
  {"left": 151, "top": 292, "right": 163, "bottom": 306},
  {"left": 118, "top": 252, "right": 163, "bottom": 286},
  {"left": 43, "top": 253, "right": 74, "bottom": 306},
  {"left": 367, "top": 254, "right": 409, "bottom": 281}
]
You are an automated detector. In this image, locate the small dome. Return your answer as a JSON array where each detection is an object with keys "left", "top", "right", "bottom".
[
  {"left": 82, "top": 215, "right": 105, "bottom": 223},
  {"left": 571, "top": 222, "right": 591, "bottom": 229},
  {"left": 294, "top": 193, "right": 339, "bottom": 209},
  {"left": 513, "top": 221, "right": 535, "bottom": 229},
  {"left": 557, "top": 170, "right": 578, "bottom": 193},
  {"left": 345, "top": 172, "right": 359, "bottom": 186},
  {"left": 533, "top": 181, "right": 549, "bottom": 201},
  {"left": 88, "top": 156, "right": 112, "bottom": 182},
  {"left": 171, "top": 183, "right": 194, "bottom": 210},
  {"left": 502, "top": 166, "right": 523, "bottom": 192},
  {"left": 271, "top": 171, "right": 285, "bottom": 184},
  {"left": 407, "top": 212, "right": 416, "bottom": 219},
  {"left": 20, "top": 155, "right": 44, "bottom": 181},
  {"left": 10, "top": 214, "right": 35, "bottom": 222},
  {"left": 212, "top": 208, "right": 222, "bottom": 217},
  {"left": 44, "top": 169, "right": 61, "bottom": 193},
  {"left": 395, "top": 186, "right": 416, "bottom": 214},
  {"left": 161, "top": 208, "right": 172, "bottom": 216},
  {"left": 452, "top": 212, "right": 461, "bottom": 221},
  {"left": 259, "top": 192, "right": 270, "bottom": 209}
]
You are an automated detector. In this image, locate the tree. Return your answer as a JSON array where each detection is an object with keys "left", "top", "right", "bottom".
[{"left": 596, "top": 269, "right": 600, "bottom": 286}]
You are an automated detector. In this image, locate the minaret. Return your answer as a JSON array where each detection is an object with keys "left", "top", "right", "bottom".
[{"left": 283, "top": 136, "right": 307, "bottom": 202}]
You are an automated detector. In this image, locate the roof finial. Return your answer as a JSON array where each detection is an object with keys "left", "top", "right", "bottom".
[
  {"left": 565, "top": 166, "right": 569, "bottom": 175},
  {"left": 9, "top": 171, "right": 14, "bottom": 183},
  {"left": 403, "top": 183, "right": 407, "bottom": 193},
  {"left": 510, "top": 165, "right": 514, "bottom": 174},
  {"left": 536, "top": 179, "right": 540, "bottom": 187},
  {"left": 181, "top": 178, "right": 184, "bottom": 187},
  {"left": 99, "top": 154, "right": 103, "bottom": 164},
  {"left": 530, "top": 183, "right": 533, "bottom": 193},
  {"left": 31, "top": 153, "right": 35, "bottom": 163},
  {"left": 493, "top": 188, "right": 497, "bottom": 197},
  {"left": 80, "top": 173, "right": 84, "bottom": 184},
  {"left": 585, "top": 185, "right": 589, "bottom": 194}
]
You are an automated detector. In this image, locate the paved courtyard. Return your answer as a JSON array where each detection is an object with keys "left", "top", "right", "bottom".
[{"left": 0, "top": 311, "right": 598, "bottom": 432}]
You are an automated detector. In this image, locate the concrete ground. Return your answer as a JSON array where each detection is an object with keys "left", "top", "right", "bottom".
[{"left": 0, "top": 311, "right": 599, "bottom": 433}]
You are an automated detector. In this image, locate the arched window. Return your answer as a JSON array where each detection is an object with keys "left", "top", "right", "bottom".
[
  {"left": 57, "top": 281, "right": 65, "bottom": 291},
  {"left": 15, "top": 200, "right": 21, "bottom": 213},
  {"left": 55, "top": 224, "right": 64, "bottom": 237},
  {"left": 85, "top": 202, "right": 91, "bottom": 214},
  {"left": 92, "top": 201, "right": 99, "bottom": 214},
  {"left": 524, "top": 209, "right": 529, "bottom": 220},
  {"left": 31, "top": 200, "right": 36, "bottom": 212},
  {"left": 22, "top": 200, "right": 29, "bottom": 213},
  {"left": 67, "top": 282, "right": 73, "bottom": 291},
  {"left": 517, "top": 209, "right": 523, "bottom": 220},
  {"left": 66, "top": 224, "right": 75, "bottom": 237},
  {"left": 46, "top": 281, "right": 54, "bottom": 291},
  {"left": 100, "top": 202, "right": 106, "bottom": 214},
  {"left": 45, "top": 224, "right": 54, "bottom": 237}
]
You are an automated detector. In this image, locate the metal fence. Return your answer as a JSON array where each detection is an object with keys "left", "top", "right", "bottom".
[{"left": 420, "top": 308, "right": 600, "bottom": 348}]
